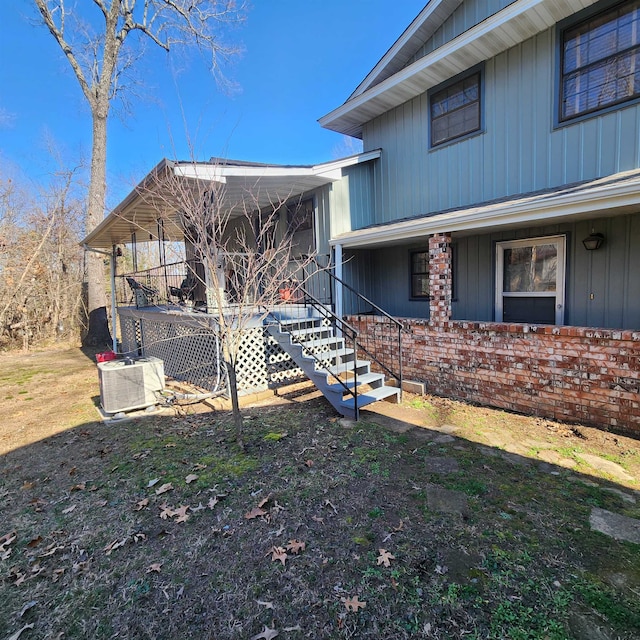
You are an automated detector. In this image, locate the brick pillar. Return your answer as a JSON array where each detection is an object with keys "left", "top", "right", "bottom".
[{"left": 429, "top": 233, "right": 452, "bottom": 325}]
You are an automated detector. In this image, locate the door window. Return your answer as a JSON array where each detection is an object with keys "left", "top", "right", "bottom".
[{"left": 496, "top": 236, "right": 566, "bottom": 324}]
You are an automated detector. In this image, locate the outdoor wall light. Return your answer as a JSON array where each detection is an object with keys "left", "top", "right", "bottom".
[{"left": 582, "top": 232, "right": 604, "bottom": 251}]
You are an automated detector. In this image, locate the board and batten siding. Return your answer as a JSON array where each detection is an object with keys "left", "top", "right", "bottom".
[
  {"left": 453, "top": 214, "right": 640, "bottom": 330},
  {"left": 346, "top": 214, "right": 639, "bottom": 330},
  {"left": 362, "top": 26, "right": 640, "bottom": 226},
  {"left": 409, "top": 0, "right": 516, "bottom": 65}
]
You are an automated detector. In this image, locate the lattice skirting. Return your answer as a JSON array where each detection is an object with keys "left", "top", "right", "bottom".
[{"left": 118, "top": 308, "right": 305, "bottom": 396}]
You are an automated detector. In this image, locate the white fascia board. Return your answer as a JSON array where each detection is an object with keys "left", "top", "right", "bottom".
[
  {"left": 352, "top": 0, "right": 462, "bottom": 98},
  {"left": 173, "top": 150, "right": 382, "bottom": 183},
  {"left": 320, "top": 0, "right": 597, "bottom": 134},
  {"left": 330, "top": 175, "right": 640, "bottom": 248}
]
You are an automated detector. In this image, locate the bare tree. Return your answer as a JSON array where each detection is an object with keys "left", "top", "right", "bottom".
[
  {"left": 33, "top": 0, "right": 246, "bottom": 346},
  {"left": 137, "top": 164, "right": 315, "bottom": 447},
  {"left": 0, "top": 168, "right": 85, "bottom": 350}
]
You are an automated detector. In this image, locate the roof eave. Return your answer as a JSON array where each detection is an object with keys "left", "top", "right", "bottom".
[{"left": 320, "top": 0, "right": 598, "bottom": 137}]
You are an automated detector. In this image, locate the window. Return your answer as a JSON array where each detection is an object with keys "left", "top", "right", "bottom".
[
  {"left": 495, "top": 236, "right": 566, "bottom": 324},
  {"left": 430, "top": 70, "right": 482, "bottom": 147},
  {"left": 410, "top": 251, "right": 429, "bottom": 299},
  {"left": 560, "top": 0, "right": 640, "bottom": 121}
]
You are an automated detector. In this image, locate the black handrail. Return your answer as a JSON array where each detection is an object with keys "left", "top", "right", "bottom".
[{"left": 309, "top": 257, "right": 404, "bottom": 394}]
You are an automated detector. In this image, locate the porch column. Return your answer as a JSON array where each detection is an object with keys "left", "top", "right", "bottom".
[
  {"left": 428, "top": 233, "right": 452, "bottom": 325},
  {"left": 334, "top": 243, "right": 343, "bottom": 319}
]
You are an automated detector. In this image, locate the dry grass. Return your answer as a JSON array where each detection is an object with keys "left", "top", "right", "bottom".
[{"left": 1, "top": 347, "right": 639, "bottom": 639}]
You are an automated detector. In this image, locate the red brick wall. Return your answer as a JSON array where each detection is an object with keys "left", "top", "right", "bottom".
[{"left": 347, "top": 315, "right": 640, "bottom": 437}]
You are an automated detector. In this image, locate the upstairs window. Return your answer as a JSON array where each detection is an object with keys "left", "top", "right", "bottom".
[
  {"left": 561, "top": 0, "right": 640, "bottom": 121},
  {"left": 430, "top": 70, "right": 482, "bottom": 147}
]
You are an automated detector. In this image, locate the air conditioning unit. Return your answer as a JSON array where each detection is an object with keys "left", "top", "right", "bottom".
[{"left": 98, "top": 357, "right": 165, "bottom": 413}]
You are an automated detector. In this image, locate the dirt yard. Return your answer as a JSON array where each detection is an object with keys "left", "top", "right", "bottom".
[{"left": 1, "top": 347, "right": 639, "bottom": 639}]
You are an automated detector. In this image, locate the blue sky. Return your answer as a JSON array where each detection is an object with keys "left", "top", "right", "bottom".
[{"left": 0, "top": 1, "right": 425, "bottom": 206}]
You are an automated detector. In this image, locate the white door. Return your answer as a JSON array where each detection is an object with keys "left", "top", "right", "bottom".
[{"left": 495, "top": 235, "right": 566, "bottom": 325}]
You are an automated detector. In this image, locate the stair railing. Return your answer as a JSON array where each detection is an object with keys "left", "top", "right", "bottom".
[
  {"left": 264, "top": 288, "right": 361, "bottom": 420},
  {"left": 307, "top": 257, "right": 404, "bottom": 394}
]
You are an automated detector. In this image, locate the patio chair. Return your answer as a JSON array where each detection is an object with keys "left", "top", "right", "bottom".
[{"left": 126, "top": 276, "right": 158, "bottom": 307}]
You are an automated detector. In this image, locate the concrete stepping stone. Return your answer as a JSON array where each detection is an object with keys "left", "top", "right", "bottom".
[
  {"left": 426, "top": 484, "right": 469, "bottom": 517},
  {"left": 424, "top": 457, "right": 459, "bottom": 474},
  {"left": 577, "top": 453, "right": 635, "bottom": 483},
  {"left": 589, "top": 507, "right": 640, "bottom": 544}
]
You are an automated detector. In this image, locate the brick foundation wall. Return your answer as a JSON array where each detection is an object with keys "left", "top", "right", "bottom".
[{"left": 347, "top": 315, "right": 640, "bottom": 437}]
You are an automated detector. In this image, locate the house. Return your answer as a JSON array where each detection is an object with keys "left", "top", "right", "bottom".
[
  {"left": 83, "top": 0, "right": 639, "bottom": 434},
  {"left": 318, "top": 0, "right": 640, "bottom": 435}
]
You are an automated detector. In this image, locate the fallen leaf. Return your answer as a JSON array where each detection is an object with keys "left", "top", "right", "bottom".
[
  {"left": 104, "top": 538, "right": 127, "bottom": 555},
  {"left": 133, "top": 532, "right": 147, "bottom": 543},
  {"left": 26, "top": 536, "right": 43, "bottom": 549},
  {"left": 311, "top": 515, "right": 324, "bottom": 524},
  {"left": 256, "top": 599, "right": 274, "bottom": 609},
  {"left": 283, "top": 624, "right": 302, "bottom": 632},
  {"left": 19, "top": 600, "right": 37, "bottom": 617},
  {"left": 286, "top": 540, "right": 306, "bottom": 554},
  {"left": 147, "top": 478, "right": 160, "bottom": 488},
  {"left": 146, "top": 563, "right": 162, "bottom": 573},
  {"left": 304, "top": 459, "right": 314, "bottom": 467},
  {"left": 62, "top": 504, "right": 76, "bottom": 514},
  {"left": 155, "top": 483, "right": 173, "bottom": 495},
  {"left": 268, "top": 546, "right": 287, "bottom": 566},
  {"left": 193, "top": 463, "right": 207, "bottom": 470},
  {"left": 1, "top": 532, "right": 17, "bottom": 547},
  {"left": 164, "top": 442, "right": 177, "bottom": 448},
  {"left": 95, "top": 500, "right": 108, "bottom": 508},
  {"left": 245, "top": 507, "right": 267, "bottom": 520},
  {"left": 190, "top": 502, "right": 205, "bottom": 512},
  {"left": 249, "top": 625, "right": 279, "bottom": 640},
  {"left": 185, "top": 474, "right": 198, "bottom": 484},
  {"left": 5, "top": 623, "right": 34, "bottom": 640},
  {"left": 38, "top": 544, "right": 64, "bottom": 558},
  {"left": 173, "top": 505, "right": 190, "bottom": 523},
  {"left": 70, "top": 482, "right": 86, "bottom": 491},
  {"left": 21, "top": 481, "right": 36, "bottom": 490},
  {"left": 52, "top": 568, "right": 65, "bottom": 582},
  {"left": 159, "top": 504, "right": 177, "bottom": 520},
  {"left": 134, "top": 498, "right": 149, "bottom": 511},
  {"left": 341, "top": 595, "right": 367, "bottom": 612},
  {"left": 377, "top": 549, "right": 396, "bottom": 567},
  {"left": 257, "top": 493, "right": 273, "bottom": 509},
  {"left": 69, "top": 467, "right": 77, "bottom": 476}
]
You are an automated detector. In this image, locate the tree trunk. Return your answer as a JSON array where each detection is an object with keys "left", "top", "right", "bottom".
[
  {"left": 226, "top": 361, "right": 244, "bottom": 450},
  {"left": 82, "top": 109, "right": 112, "bottom": 348}
]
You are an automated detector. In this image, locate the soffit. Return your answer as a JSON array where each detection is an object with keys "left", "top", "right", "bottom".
[
  {"left": 320, "top": 0, "right": 599, "bottom": 137},
  {"left": 82, "top": 152, "right": 381, "bottom": 249}
]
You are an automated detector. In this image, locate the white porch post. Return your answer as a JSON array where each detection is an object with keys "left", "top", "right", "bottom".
[
  {"left": 334, "top": 243, "right": 343, "bottom": 333},
  {"left": 110, "top": 246, "right": 118, "bottom": 353}
]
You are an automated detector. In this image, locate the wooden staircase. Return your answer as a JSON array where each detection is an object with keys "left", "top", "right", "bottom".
[{"left": 266, "top": 309, "right": 400, "bottom": 419}]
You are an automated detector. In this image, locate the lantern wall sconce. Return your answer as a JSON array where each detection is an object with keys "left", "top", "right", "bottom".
[{"left": 582, "top": 232, "right": 604, "bottom": 251}]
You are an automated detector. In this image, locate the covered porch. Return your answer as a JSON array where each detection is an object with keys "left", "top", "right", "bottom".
[{"left": 334, "top": 172, "right": 640, "bottom": 436}]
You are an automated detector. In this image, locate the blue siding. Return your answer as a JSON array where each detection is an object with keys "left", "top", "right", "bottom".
[
  {"left": 361, "top": 27, "right": 640, "bottom": 226},
  {"left": 411, "top": 0, "right": 516, "bottom": 62}
]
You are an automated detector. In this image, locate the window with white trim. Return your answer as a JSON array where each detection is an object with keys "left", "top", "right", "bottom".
[
  {"left": 495, "top": 236, "right": 566, "bottom": 324},
  {"left": 560, "top": 0, "right": 640, "bottom": 121}
]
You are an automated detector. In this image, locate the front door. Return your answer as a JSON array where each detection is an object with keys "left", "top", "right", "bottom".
[{"left": 495, "top": 235, "right": 566, "bottom": 324}]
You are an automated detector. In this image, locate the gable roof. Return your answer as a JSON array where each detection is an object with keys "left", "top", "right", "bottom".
[
  {"left": 350, "top": 0, "right": 463, "bottom": 98},
  {"left": 320, "top": 0, "right": 599, "bottom": 138}
]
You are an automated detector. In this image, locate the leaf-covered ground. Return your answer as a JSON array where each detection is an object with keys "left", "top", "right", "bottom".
[{"left": 1, "top": 348, "right": 639, "bottom": 639}]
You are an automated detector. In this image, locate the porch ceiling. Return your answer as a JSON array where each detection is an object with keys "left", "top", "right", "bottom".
[
  {"left": 82, "top": 152, "right": 381, "bottom": 249},
  {"left": 320, "top": 0, "right": 599, "bottom": 137},
  {"left": 330, "top": 170, "right": 640, "bottom": 249}
]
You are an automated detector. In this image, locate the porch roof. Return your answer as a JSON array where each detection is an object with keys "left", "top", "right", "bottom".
[
  {"left": 330, "top": 169, "right": 640, "bottom": 248},
  {"left": 82, "top": 151, "right": 381, "bottom": 250},
  {"left": 320, "top": 0, "right": 599, "bottom": 138}
]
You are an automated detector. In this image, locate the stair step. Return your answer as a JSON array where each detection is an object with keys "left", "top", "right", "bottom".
[
  {"left": 340, "top": 385, "right": 401, "bottom": 410},
  {"left": 309, "top": 346, "right": 353, "bottom": 363},
  {"left": 300, "top": 336, "right": 344, "bottom": 350},
  {"left": 326, "top": 372, "right": 385, "bottom": 391},
  {"left": 326, "top": 359, "right": 370, "bottom": 377}
]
